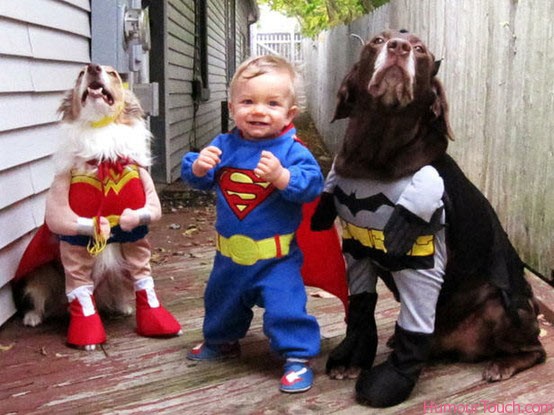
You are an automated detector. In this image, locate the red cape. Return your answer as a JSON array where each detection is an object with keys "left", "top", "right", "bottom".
[
  {"left": 13, "top": 224, "right": 60, "bottom": 281},
  {"left": 297, "top": 199, "right": 348, "bottom": 314}
]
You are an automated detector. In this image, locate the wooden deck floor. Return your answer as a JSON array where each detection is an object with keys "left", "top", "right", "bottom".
[{"left": 1, "top": 201, "right": 553, "bottom": 415}]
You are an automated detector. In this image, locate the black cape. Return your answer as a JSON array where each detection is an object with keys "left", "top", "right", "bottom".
[{"left": 432, "top": 154, "right": 531, "bottom": 317}]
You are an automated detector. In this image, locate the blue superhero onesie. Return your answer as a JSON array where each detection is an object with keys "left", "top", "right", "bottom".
[{"left": 181, "top": 125, "right": 323, "bottom": 359}]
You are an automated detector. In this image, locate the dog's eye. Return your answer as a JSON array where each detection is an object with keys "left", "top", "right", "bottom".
[
  {"left": 414, "top": 45, "right": 425, "bottom": 53},
  {"left": 108, "top": 71, "right": 118, "bottom": 77},
  {"left": 78, "top": 70, "right": 84, "bottom": 78},
  {"left": 372, "top": 37, "right": 385, "bottom": 45}
]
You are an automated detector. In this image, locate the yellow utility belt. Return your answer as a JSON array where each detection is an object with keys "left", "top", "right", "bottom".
[
  {"left": 216, "top": 232, "right": 294, "bottom": 266},
  {"left": 342, "top": 221, "right": 435, "bottom": 257}
]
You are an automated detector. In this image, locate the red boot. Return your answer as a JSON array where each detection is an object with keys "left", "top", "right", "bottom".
[
  {"left": 135, "top": 277, "right": 182, "bottom": 337},
  {"left": 66, "top": 285, "right": 106, "bottom": 350}
]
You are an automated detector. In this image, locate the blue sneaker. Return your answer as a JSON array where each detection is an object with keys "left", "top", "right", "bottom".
[
  {"left": 186, "top": 341, "right": 241, "bottom": 361},
  {"left": 280, "top": 361, "right": 314, "bottom": 393}
]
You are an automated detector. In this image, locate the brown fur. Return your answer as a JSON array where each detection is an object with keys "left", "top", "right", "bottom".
[
  {"left": 329, "top": 30, "right": 545, "bottom": 382},
  {"left": 333, "top": 31, "right": 452, "bottom": 180},
  {"left": 13, "top": 260, "right": 134, "bottom": 327}
]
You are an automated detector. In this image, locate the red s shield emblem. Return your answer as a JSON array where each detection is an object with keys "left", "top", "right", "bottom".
[{"left": 218, "top": 168, "right": 275, "bottom": 220}]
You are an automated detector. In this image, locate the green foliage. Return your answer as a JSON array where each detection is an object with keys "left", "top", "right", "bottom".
[{"left": 259, "top": 0, "right": 390, "bottom": 37}]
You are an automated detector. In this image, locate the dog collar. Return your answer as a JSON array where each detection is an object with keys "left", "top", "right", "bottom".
[{"left": 89, "top": 104, "right": 124, "bottom": 128}]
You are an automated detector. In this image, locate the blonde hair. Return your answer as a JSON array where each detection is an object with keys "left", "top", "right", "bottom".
[{"left": 229, "top": 55, "right": 299, "bottom": 105}]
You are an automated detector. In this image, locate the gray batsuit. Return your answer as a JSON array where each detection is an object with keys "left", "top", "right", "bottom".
[{"left": 325, "top": 164, "right": 447, "bottom": 334}]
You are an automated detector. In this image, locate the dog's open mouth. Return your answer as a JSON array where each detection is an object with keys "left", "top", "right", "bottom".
[{"left": 82, "top": 81, "right": 115, "bottom": 106}]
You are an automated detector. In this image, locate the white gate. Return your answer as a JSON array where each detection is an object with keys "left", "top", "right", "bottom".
[{"left": 252, "top": 31, "right": 303, "bottom": 64}]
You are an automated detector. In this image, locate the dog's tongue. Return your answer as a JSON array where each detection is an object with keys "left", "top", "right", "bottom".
[{"left": 88, "top": 87, "right": 104, "bottom": 99}]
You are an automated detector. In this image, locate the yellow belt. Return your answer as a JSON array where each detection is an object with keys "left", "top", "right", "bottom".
[
  {"left": 342, "top": 222, "right": 435, "bottom": 257},
  {"left": 216, "top": 233, "right": 294, "bottom": 266}
]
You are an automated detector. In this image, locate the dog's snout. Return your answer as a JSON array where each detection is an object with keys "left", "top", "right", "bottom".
[
  {"left": 87, "top": 64, "right": 102, "bottom": 75},
  {"left": 387, "top": 39, "right": 411, "bottom": 56}
]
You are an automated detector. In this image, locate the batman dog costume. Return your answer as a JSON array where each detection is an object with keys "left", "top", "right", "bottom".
[{"left": 311, "top": 30, "right": 545, "bottom": 408}]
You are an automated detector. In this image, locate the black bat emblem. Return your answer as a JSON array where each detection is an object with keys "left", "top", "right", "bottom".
[{"left": 335, "top": 185, "right": 395, "bottom": 215}]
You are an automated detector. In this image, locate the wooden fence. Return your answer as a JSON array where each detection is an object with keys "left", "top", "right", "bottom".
[{"left": 302, "top": 0, "right": 554, "bottom": 282}]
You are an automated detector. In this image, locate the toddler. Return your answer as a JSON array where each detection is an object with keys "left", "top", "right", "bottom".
[{"left": 181, "top": 55, "right": 323, "bottom": 393}]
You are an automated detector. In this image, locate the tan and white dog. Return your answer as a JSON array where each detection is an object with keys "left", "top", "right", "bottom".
[{"left": 14, "top": 64, "right": 181, "bottom": 350}]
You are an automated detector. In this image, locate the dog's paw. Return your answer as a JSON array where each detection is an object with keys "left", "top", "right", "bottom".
[
  {"left": 328, "top": 365, "right": 362, "bottom": 380},
  {"left": 328, "top": 365, "right": 348, "bottom": 380},
  {"left": 23, "top": 311, "right": 44, "bottom": 327},
  {"left": 482, "top": 361, "right": 516, "bottom": 382},
  {"left": 115, "top": 305, "right": 133, "bottom": 316}
]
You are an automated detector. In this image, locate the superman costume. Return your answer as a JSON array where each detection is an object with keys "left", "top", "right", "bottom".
[{"left": 182, "top": 125, "right": 340, "bottom": 359}]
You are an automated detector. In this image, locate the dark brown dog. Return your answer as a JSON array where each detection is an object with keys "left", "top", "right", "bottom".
[{"left": 312, "top": 29, "right": 545, "bottom": 407}]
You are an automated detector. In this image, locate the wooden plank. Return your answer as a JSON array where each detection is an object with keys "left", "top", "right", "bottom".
[
  {"left": 0, "top": 158, "right": 53, "bottom": 210},
  {"left": 0, "top": 0, "right": 90, "bottom": 37},
  {"left": 0, "top": 232, "right": 33, "bottom": 287},
  {"left": 167, "top": 16, "right": 195, "bottom": 45},
  {"left": 0, "top": 125, "right": 62, "bottom": 169},
  {"left": 0, "top": 194, "right": 45, "bottom": 250},
  {"left": 28, "top": 25, "right": 90, "bottom": 62},
  {"left": 0, "top": 56, "right": 34, "bottom": 92},
  {"left": 0, "top": 284, "right": 16, "bottom": 327},
  {"left": 0, "top": 94, "right": 63, "bottom": 133},
  {"left": 167, "top": 35, "right": 195, "bottom": 57},
  {"left": 0, "top": 166, "right": 35, "bottom": 210},
  {"left": 30, "top": 61, "right": 83, "bottom": 93},
  {"left": 61, "top": 0, "right": 90, "bottom": 11},
  {"left": 0, "top": 18, "right": 33, "bottom": 57},
  {"left": 0, "top": 57, "right": 81, "bottom": 93}
]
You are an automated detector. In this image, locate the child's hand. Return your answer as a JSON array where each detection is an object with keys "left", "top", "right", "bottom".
[
  {"left": 97, "top": 216, "right": 111, "bottom": 240},
  {"left": 119, "top": 208, "right": 153, "bottom": 232},
  {"left": 192, "top": 146, "right": 222, "bottom": 177},
  {"left": 255, "top": 150, "right": 290, "bottom": 190},
  {"left": 119, "top": 208, "right": 140, "bottom": 232}
]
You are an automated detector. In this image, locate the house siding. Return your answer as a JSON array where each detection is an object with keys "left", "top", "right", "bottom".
[
  {"left": 236, "top": 0, "right": 254, "bottom": 61},
  {"left": 0, "top": 0, "right": 91, "bottom": 326},
  {"left": 152, "top": 0, "right": 258, "bottom": 184},
  {"left": 0, "top": 0, "right": 257, "bottom": 327}
]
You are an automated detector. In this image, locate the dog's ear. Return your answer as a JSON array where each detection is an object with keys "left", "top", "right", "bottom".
[
  {"left": 57, "top": 90, "right": 78, "bottom": 122},
  {"left": 123, "top": 89, "right": 145, "bottom": 120},
  {"left": 431, "top": 78, "right": 454, "bottom": 140},
  {"left": 433, "top": 59, "right": 442, "bottom": 76},
  {"left": 332, "top": 63, "right": 359, "bottom": 122}
]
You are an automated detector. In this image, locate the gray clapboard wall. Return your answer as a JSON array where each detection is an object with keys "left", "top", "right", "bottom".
[
  {"left": 0, "top": 1, "right": 91, "bottom": 325},
  {"left": 303, "top": 0, "right": 553, "bottom": 281},
  {"left": 152, "top": 0, "right": 255, "bottom": 183}
]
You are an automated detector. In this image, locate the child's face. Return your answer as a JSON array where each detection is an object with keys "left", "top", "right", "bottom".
[{"left": 229, "top": 70, "right": 298, "bottom": 140}]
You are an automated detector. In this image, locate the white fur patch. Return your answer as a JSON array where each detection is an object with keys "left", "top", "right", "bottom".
[{"left": 54, "top": 121, "right": 152, "bottom": 173}]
